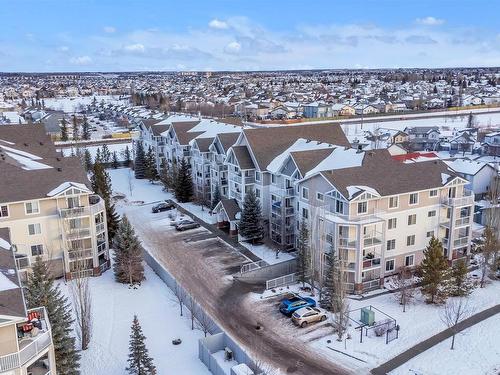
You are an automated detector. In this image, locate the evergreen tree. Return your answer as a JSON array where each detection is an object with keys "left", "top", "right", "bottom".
[
  {"left": 101, "top": 144, "right": 111, "bottom": 164},
  {"left": 126, "top": 315, "right": 156, "bottom": 375},
  {"left": 296, "top": 218, "right": 311, "bottom": 288},
  {"left": 211, "top": 183, "right": 221, "bottom": 210},
  {"left": 112, "top": 151, "right": 119, "bottom": 169},
  {"left": 113, "top": 215, "right": 145, "bottom": 285},
  {"left": 25, "top": 258, "right": 80, "bottom": 375},
  {"left": 81, "top": 115, "right": 90, "bottom": 140},
  {"left": 450, "top": 259, "right": 475, "bottom": 297},
  {"left": 123, "top": 145, "right": 132, "bottom": 167},
  {"left": 60, "top": 117, "right": 69, "bottom": 141},
  {"left": 134, "top": 141, "right": 146, "bottom": 179},
  {"left": 72, "top": 115, "right": 79, "bottom": 140},
  {"left": 159, "top": 160, "right": 172, "bottom": 191},
  {"left": 174, "top": 158, "right": 193, "bottom": 202},
  {"left": 83, "top": 149, "right": 93, "bottom": 172},
  {"left": 95, "top": 148, "right": 102, "bottom": 164},
  {"left": 144, "top": 147, "right": 159, "bottom": 182},
  {"left": 238, "top": 189, "right": 264, "bottom": 243},
  {"left": 421, "top": 237, "right": 450, "bottom": 303},
  {"left": 91, "top": 161, "right": 120, "bottom": 239},
  {"left": 320, "top": 247, "right": 339, "bottom": 311}
]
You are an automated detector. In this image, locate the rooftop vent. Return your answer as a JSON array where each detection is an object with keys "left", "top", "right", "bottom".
[
  {"left": 24, "top": 143, "right": 29, "bottom": 147},
  {"left": 57, "top": 167, "right": 62, "bottom": 172}
]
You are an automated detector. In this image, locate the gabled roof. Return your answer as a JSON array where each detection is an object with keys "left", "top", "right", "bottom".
[
  {"left": 290, "top": 149, "right": 336, "bottom": 176},
  {"left": 231, "top": 145, "right": 255, "bottom": 170},
  {"left": 216, "top": 132, "right": 240, "bottom": 153},
  {"left": 192, "top": 137, "right": 215, "bottom": 153},
  {"left": 216, "top": 198, "right": 241, "bottom": 221},
  {"left": 243, "top": 123, "right": 349, "bottom": 170}
]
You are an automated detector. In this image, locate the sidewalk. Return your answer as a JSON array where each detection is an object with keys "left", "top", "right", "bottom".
[{"left": 371, "top": 303, "right": 500, "bottom": 374}]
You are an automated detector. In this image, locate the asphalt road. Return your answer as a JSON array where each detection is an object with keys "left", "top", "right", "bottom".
[{"left": 128, "top": 206, "right": 350, "bottom": 375}]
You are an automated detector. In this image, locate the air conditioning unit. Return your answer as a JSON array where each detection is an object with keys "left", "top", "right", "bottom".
[{"left": 224, "top": 347, "right": 233, "bottom": 361}]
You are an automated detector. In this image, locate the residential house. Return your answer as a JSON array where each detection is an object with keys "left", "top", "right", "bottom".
[
  {"left": 482, "top": 131, "right": 500, "bottom": 156},
  {"left": 0, "top": 125, "right": 110, "bottom": 281},
  {"left": 405, "top": 126, "right": 440, "bottom": 151},
  {"left": 445, "top": 159, "right": 498, "bottom": 199}
]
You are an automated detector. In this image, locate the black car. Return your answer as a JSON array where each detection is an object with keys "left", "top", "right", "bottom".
[
  {"left": 175, "top": 220, "right": 200, "bottom": 231},
  {"left": 152, "top": 200, "right": 175, "bottom": 213}
]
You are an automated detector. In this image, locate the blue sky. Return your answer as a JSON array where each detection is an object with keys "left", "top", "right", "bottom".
[{"left": 1, "top": 0, "right": 499, "bottom": 72}]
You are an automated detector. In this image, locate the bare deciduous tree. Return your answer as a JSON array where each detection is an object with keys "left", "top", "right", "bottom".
[
  {"left": 186, "top": 295, "right": 196, "bottom": 330},
  {"left": 393, "top": 266, "right": 415, "bottom": 312},
  {"left": 173, "top": 283, "right": 186, "bottom": 317},
  {"left": 440, "top": 298, "right": 474, "bottom": 350},
  {"left": 195, "top": 306, "right": 217, "bottom": 337}
]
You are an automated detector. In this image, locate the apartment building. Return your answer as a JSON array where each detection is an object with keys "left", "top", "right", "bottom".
[
  {"left": 0, "top": 228, "right": 56, "bottom": 375},
  {"left": 0, "top": 125, "right": 110, "bottom": 281},
  {"left": 297, "top": 150, "right": 473, "bottom": 294},
  {"left": 137, "top": 119, "right": 169, "bottom": 170}
]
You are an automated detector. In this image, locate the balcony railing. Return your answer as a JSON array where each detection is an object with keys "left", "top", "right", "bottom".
[
  {"left": 362, "top": 279, "right": 381, "bottom": 291},
  {"left": 65, "top": 228, "right": 91, "bottom": 239},
  {"left": 68, "top": 249, "right": 93, "bottom": 260},
  {"left": 230, "top": 174, "right": 242, "bottom": 184},
  {"left": 441, "top": 190, "right": 474, "bottom": 207},
  {"left": 454, "top": 236, "right": 469, "bottom": 248},
  {"left": 362, "top": 257, "right": 381, "bottom": 269},
  {"left": 455, "top": 217, "right": 470, "bottom": 227},
  {"left": 70, "top": 269, "right": 94, "bottom": 279},
  {"left": 363, "top": 234, "right": 383, "bottom": 248},
  {"left": 338, "top": 237, "right": 357, "bottom": 248},
  {"left": 95, "top": 222, "right": 106, "bottom": 233},
  {"left": 97, "top": 242, "right": 107, "bottom": 253},
  {"left": 230, "top": 190, "right": 242, "bottom": 201},
  {"left": 15, "top": 255, "right": 30, "bottom": 270}
]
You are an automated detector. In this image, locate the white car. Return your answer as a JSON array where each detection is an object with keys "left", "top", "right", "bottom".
[{"left": 291, "top": 306, "right": 327, "bottom": 328}]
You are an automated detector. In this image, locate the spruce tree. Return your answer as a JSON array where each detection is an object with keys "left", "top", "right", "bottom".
[
  {"left": 174, "top": 158, "right": 193, "bottom": 202},
  {"left": 25, "top": 258, "right": 80, "bottom": 375},
  {"left": 296, "top": 218, "right": 311, "bottom": 288},
  {"left": 320, "top": 247, "right": 339, "bottom": 311},
  {"left": 123, "top": 145, "right": 132, "bottom": 167},
  {"left": 238, "top": 189, "right": 264, "bottom": 243},
  {"left": 83, "top": 149, "right": 93, "bottom": 172},
  {"left": 421, "top": 237, "right": 450, "bottom": 303},
  {"left": 72, "top": 115, "right": 79, "bottom": 140},
  {"left": 101, "top": 144, "right": 111, "bottom": 164},
  {"left": 144, "top": 147, "right": 158, "bottom": 182},
  {"left": 113, "top": 215, "right": 145, "bottom": 285},
  {"left": 211, "top": 183, "right": 221, "bottom": 210},
  {"left": 159, "top": 160, "right": 171, "bottom": 191},
  {"left": 126, "top": 315, "right": 156, "bottom": 375},
  {"left": 134, "top": 141, "right": 146, "bottom": 179},
  {"left": 60, "top": 117, "right": 69, "bottom": 141},
  {"left": 81, "top": 115, "right": 90, "bottom": 140},
  {"left": 95, "top": 148, "right": 102, "bottom": 164},
  {"left": 449, "top": 259, "right": 475, "bottom": 297},
  {"left": 112, "top": 151, "right": 119, "bottom": 169}
]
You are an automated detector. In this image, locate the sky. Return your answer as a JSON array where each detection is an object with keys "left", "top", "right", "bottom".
[{"left": 0, "top": 0, "right": 499, "bottom": 72}]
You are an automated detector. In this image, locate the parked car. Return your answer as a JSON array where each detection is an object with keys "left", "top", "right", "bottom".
[
  {"left": 279, "top": 295, "right": 316, "bottom": 316},
  {"left": 291, "top": 306, "right": 327, "bottom": 328},
  {"left": 152, "top": 200, "right": 175, "bottom": 213},
  {"left": 175, "top": 220, "right": 200, "bottom": 231}
]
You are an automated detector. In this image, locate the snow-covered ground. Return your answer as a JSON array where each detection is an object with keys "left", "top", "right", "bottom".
[
  {"left": 308, "top": 281, "right": 500, "bottom": 373},
  {"left": 239, "top": 241, "right": 295, "bottom": 265},
  {"left": 59, "top": 142, "right": 132, "bottom": 161},
  {"left": 58, "top": 263, "right": 210, "bottom": 375},
  {"left": 389, "top": 314, "right": 500, "bottom": 375},
  {"left": 44, "top": 95, "right": 129, "bottom": 113}
]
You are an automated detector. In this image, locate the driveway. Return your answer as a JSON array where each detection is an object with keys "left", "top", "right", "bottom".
[{"left": 127, "top": 204, "right": 350, "bottom": 375}]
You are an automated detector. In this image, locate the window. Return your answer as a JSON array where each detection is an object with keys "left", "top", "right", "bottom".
[
  {"left": 0, "top": 205, "right": 8, "bottom": 217},
  {"left": 316, "top": 192, "right": 324, "bottom": 201},
  {"left": 408, "top": 214, "right": 417, "bottom": 225},
  {"left": 405, "top": 254, "right": 415, "bottom": 267},
  {"left": 409, "top": 193, "right": 418, "bottom": 205},
  {"left": 271, "top": 174, "right": 276, "bottom": 184},
  {"left": 67, "top": 196, "right": 80, "bottom": 209},
  {"left": 386, "top": 239, "right": 396, "bottom": 250},
  {"left": 28, "top": 223, "right": 41, "bottom": 236},
  {"left": 25, "top": 201, "right": 40, "bottom": 215},
  {"left": 406, "top": 235, "right": 415, "bottom": 246},
  {"left": 357, "top": 201, "right": 367, "bottom": 214},
  {"left": 302, "top": 208, "right": 309, "bottom": 219},
  {"left": 428, "top": 210, "right": 436, "bottom": 217},
  {"left": 255, "top": 171, "right": 261, "bottom": 182},
  {"left": 30, "top": 244, "right": 43, "bottom": 256},
  {"left": 388, "top": 218, "right": 397, "bottom": 230},
  {"left": 335, "top": 200, "right": 344, "bottom": 214},
  {"left": 255, "top": 188, "right": 260, "bottom": 198},
  {"left": 385, "top": 259, "right": 395, "bottom": 272},
  {"left": 302, "top": 187, "right": 309, "bottom": 200},
  {"left": 389, "top": 196, "right": 399, "bottom": 209},
  {"left": 429, "top": 189, "right": 438, "bottom": 197},
  {"left": 427, "top": 230, "right": 434, "bottom": 238}
]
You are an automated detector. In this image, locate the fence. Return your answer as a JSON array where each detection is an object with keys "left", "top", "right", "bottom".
[
  {"left": 235, "top": 258, "right": 297, "bottom": 284},
  {"left": 142, "top": 249, "right": 260, "bottom": 374},
  {"left": 266, "top": 273, "right": 296, "bottom": 290}
]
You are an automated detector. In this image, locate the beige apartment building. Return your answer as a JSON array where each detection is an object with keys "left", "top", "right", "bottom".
[
  {"left": 0, "top": 228, "right": 56, "bottom": 375},
  {"left": 298, "top": 150, "right": 473, "bottom": 294},
  {"left": 0, "top": 125, "right": 110, "bottom": 281}
]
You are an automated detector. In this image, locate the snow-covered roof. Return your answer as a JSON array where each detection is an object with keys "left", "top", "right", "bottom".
[
  {"left": 445, "top": 159, "right": 490, "bottom": 176},
  {"left": 47, "top": 181, "right": 92, "bottom": 197},
  {"left": 305, "top": 147, "right": 365, "bottom": 177}
]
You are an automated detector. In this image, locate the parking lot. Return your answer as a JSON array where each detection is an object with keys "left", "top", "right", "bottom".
[{"left": 122, "top": 202, "right": 350, "bottom": 375}]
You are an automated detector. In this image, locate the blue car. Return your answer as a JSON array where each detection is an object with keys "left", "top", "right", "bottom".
[{"left": 279, "top": 295, "right": 316, "bottom": 316}]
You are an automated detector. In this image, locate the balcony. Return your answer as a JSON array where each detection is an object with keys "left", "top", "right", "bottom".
[
  {"left": 0, "top": 308, "right": 52, "bottom": 372},
  {"left": 363, "top": 232, "right": 383, "bottom": 248},
  {"left": 70, "top": 269, "right": 94, "bottom": 279},
  {"left": 338, "top": 237, "right": 357, "bottom": 248},
  {"left": 65, "top": 227, "right": 91, "bottom": 240},
  {"left": 230, "top": 174, "right": 242, "bottom": 184},
  {"left": 362, "top": 257, "right": 381, "bottom": 269},
  {"left": 244, "top": 175, "right": 255, "bottom": 184},
  {"left": 455, "top": 216, "right": 470, "bottom": 227},
  {"left": 279, "top": 187, "right": 295, "bottom": 197},
  {"left": 230, "top": 190, "right": 242, "bottom": 201},
  {"left": 95, "top": 222, "right": 106, "bottom": 233},
  {"left": 220, "top": 178, "right": 228, "bottom": 186},
  {"left": 441, "top": 190, "right": 474, "bottom": 207},
  {"left": 454, "top": 236, "right": 469, "bottom": 248},
  {"left": 15, "top": 254, "right": 30, "bottom": 270},
  {"left": 68, "top": 249, "right": 93, "bottom": 260},
  {"left": 97, "top": 241, "right": 107, "bottom": 253}
]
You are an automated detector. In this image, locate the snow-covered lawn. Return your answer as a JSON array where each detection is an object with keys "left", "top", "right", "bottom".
[
  {"left": 389, "top": 314, "right": 500, "bottom": 375},
  {"left": 58, "top": 263, "right": 210, "bottom": 375},
  {"left": 309, "top": 281, "right": 500, "bottom": 373},
  {"left": 59, "top": 142, "right": 132, "bottom": 161},
  {"left": 44, "top": 95, "right": 129, "bottom": 113},
  {"left": 239, "top": 241, "right": 295, "bottom": 265}
]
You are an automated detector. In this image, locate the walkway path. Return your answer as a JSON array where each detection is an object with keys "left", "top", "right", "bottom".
[{"left": 371, "top": 303, "right": 500, "bottom": 374}]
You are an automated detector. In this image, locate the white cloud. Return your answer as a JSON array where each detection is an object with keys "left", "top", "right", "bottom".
[
  {"left": 104, "top": 26, "right": 116, "bottom": 33},
  {"left": 224, "top": 41, "right": 241, "bottom": 54},
  {"left": 123, "top": 43, "right": 146, "bottom": 53},
  {"left": 57, "top": 46, "right": 69, "bottom": 52},
  {"left": 69, "top": 55, "right": 92, "bottom": 65},
  {"left": 415, "top": 16, "right": 445, "bottom": 26},
  {"left": 208, "top": 19, "right": 228, "bottom": 30}
]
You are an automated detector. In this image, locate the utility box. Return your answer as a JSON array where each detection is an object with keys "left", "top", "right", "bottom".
[{"left": 361, "top": 307, "right": 375, "bottom": 326}]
